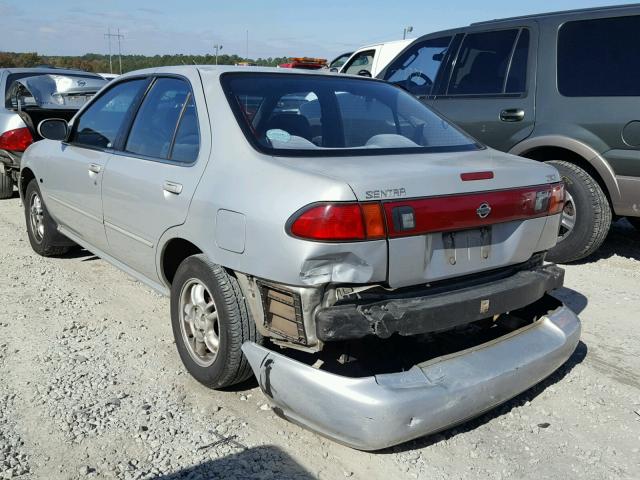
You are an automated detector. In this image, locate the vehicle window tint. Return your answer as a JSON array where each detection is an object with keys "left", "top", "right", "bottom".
[
  {"left": 337, "top": 93, "right": 397, "bottom": 147},
  {"left": 558, "top": 15, "right": 640, "bottom": 97},
  {"left": 384, "top": 36, "right": 452, "bottom": 96},
  {"left": 448, "top": 29, "right": 519, "bottom": 95},
  {"left": 170, "top": 93, "right": 200, "bottom": 163},
  {"left": 222, "top": 73, "right": 478, "bottom": 156},
  {"left": 72, "top": 79, "right": 146, "bottom": 149},
  {"left": 126, "top": 77, "right": 191, "bottom": 159},
  {"left": 343, "top": 50, "right": 375, "bottom": 75},
  {"left": 505, "top": 29, "right": 529, "bottom": 93}
]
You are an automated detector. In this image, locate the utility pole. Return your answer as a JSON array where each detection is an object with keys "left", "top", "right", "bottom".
[
  {"left": 246, "top": 30, "right": 249, "bottom": 62},
  {"left": 213, "top": 44, "right": 223, "bottom": 65},
  {"left": 104, "top": 28, "right": 124, "bottom": 74}
]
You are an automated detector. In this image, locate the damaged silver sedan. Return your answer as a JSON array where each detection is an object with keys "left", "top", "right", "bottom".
[{"left": 20, "top": 66, "right": 580, "bottom": 450}]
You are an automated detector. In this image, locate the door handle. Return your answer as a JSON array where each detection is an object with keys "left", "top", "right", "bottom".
[
  {"left": 500, "top": 109, "right": 525, "bottom": 122},
  {"left": 163, "top": 181, "right": 183, "bottom": 195},
  {"left": 88, "top": 163, "right": 102, "bottom": 174}
]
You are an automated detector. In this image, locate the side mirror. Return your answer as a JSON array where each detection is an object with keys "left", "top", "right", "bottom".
[{"left": 38, "top": 118, "right": 68, "bottom": 141}]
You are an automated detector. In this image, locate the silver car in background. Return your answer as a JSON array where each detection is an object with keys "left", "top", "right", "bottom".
[
  {"left": 20, "top": 66, "right": 580, "bottom": 450},
  {"left": 0, "top": 68, "right": 106, "bottom": 198}
]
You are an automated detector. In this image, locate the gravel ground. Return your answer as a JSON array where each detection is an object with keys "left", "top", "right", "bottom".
[{"left": 0, "top": 194, "right": 639, "bottom": 480}]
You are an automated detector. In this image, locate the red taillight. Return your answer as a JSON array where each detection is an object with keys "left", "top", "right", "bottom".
[
  {"left": 383, "top": 182, "right": 566, "bottom": 237},
  {"left": 0, "top": 127, "right": 34, "bottom": 152},
  {"left": 288, "top": 202, "right": 385, "bottom": 241},
  {"left": 289, "top": 183, "right": 565, "bottom": 242}
]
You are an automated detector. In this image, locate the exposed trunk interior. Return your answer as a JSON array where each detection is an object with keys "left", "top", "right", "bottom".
[{"left": 17, "top": 109, "right": 76, "bottom": 140}]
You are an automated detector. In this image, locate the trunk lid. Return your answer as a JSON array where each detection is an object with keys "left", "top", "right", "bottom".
[{"left": 279, "top": 148, "right": 563, "bottom": 288}]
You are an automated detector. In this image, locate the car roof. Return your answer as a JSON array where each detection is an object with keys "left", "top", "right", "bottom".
[
  {"left": 119, "top": 65, "right": 365, "bottom": 79},
  {"left": 472, "top": 3, "right": 640, "bottom": 25},
  {"left": 1, "top": 67, "right": 102, "bottom": 77}
]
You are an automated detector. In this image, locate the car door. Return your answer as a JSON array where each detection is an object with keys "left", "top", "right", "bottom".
[
  {"left": 429, "top": 26, "right": 537, "bottom": 151},
  {"left": 43, "top": 78, "right": 149, "bottom": 252},
  {"left": 101, "top": 74, "right": 209, "bottom": 283}
]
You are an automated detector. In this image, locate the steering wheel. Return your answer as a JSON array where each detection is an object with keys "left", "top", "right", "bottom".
[
  {"left": 357, "top": 69, "right": 372, "bottom": 78},
  {"left": 406, "top": 71, "right": 433, "bottom": 93}
]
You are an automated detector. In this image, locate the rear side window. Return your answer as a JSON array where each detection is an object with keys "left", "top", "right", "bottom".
[
  {"left": 71, "top": 79, "right": 146, "bottom": 149},
  {"left": 447, "top": 29, "right": 525, "bottom": 95},
  {"left": 125, "top": 77, "right": 200, "bottom": 162},
  {"left": 558, "top": 15, "right": 640, "bottom": 97},
  {"left": 384, "top": 36, "right": 452, "bottom": 96},
  {"left": 342, "top": 50, "right": 375, "bottom": 75}
]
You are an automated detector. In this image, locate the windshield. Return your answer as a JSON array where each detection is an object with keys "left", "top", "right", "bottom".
[
  {"left": 221, "top": 73, "right": 480, "bottom": 157},
  {"left": 6, "top": 73, "right": 106, "bottom": 110}
]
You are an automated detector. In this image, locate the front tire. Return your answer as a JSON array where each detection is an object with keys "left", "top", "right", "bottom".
[
  {"left": 24, "top": 179, "right": 71, "bottom": 257},
  {"left": 545, "top": 160, "right": 611, "bottom": 263},
  {"left": 171, "top": 254, "right": 259, "bottom": 389},
  {"left": 0, "top": 171, "right": 13, "bottom": 199}
]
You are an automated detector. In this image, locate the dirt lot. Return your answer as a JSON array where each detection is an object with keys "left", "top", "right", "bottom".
[{"left": 0, "top": 194, "right": 639, "bottom": 480}]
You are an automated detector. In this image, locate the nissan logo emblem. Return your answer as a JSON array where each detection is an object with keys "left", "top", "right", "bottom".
[{"left": 477, "top": 202, "right": 492, "bottom": 219}]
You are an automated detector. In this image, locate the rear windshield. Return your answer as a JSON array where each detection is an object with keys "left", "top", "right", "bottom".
[{"left": 220, "top": 73, "right": 480, "bottom": 157}]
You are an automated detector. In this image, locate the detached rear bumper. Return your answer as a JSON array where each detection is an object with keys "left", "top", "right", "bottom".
[{"left": 242, "top": 304, "right": 581, "bottom": 450}]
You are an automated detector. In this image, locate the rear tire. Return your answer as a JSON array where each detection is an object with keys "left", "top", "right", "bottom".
[
  {"left": 171, "top": 254, "right": 260, "bottom": 389},
  {"left": 0, "top": 171, "right": 13, "bottom": 199},
  {"left": 24, "top": 179, "right": 71, "bottom": 257},
  {"left": 545, "top": 160, "right": 611, "bottom": 263}
]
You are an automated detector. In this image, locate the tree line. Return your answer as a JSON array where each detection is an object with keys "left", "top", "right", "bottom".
[{"left": 0, "top": 51, "right": 292, "bottom": 73}]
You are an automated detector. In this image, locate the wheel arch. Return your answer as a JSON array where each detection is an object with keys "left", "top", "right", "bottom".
[
  {"left": 160, "top": 237, "right": 204, "bottom": 287},
  {"left": 19, "top": 167, "right": 36, "bottom": 201},
  {"left": 509, "top": 135, "right": 620, "bottom": 205}
]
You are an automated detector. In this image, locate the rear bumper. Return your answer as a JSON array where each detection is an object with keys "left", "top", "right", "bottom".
[
  {"left": 316, "top": 264, "right": 564, "bottom": 342},
  {"left": 242, "top": 304, "right": 581, "bottom": 450}
]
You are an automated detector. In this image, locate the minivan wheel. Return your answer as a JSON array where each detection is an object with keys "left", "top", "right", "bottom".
[
  {"left": 545, "top": 160, "right": 611, "bottom": 263},
  {"left": 24, "top": 179, "right": 71, "bottom": 257},
  {"left": 170, "top": 255, "right": 259, "bottom": 389},
  {"left": 0, "top": 171, "right": 13, "bottom": 199}
]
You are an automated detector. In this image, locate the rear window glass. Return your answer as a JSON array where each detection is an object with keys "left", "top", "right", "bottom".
[
  {"left": 558, "top": 15, "right": 640, "bottom": 97},
  {"left": 221, "top": 73, "right": 479, "bottom": 157}
]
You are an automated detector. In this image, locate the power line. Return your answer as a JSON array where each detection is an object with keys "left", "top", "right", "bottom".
[{"left": 104, "top": 28, "right": 125, "bottom": 74}]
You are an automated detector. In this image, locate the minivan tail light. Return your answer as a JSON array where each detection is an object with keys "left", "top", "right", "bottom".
[
  {"left": 0, "top": 127, "right": 34, "bottom": 152},
  {"left": 288, "top": 202, "right": 386, "bottom": 241},
  {"left": 548, "top": 182, "right": 565, "bottom": 215}
]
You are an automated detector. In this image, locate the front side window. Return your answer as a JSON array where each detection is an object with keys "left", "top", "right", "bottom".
[
  {"left": 447, "top": 29, "right": 521, "bottom": 95},
  {"left": 125, "top": 77, "right": 199, "bottom": 162},
  {"left": 329, "top": 53, "right": 352, "bottom": 70},
  {"left": 342, "top": 50, "right": 375, "bottom": 75},
  {"left": 71, "top": 79, "right": 147, "bottom": 149},
  {"left": 558, "top": 15, "right": 640, "bottom": 97},
  {"left": 384, "top": 36, "right": 452, "bottom": 96},
  {"left": 222, "top": 73, "right": 479, "bottom": 157}
]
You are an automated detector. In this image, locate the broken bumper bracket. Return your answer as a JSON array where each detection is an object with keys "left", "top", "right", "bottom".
[{"left": 242, "top": 305, "right": 581, "bottom": 450}]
